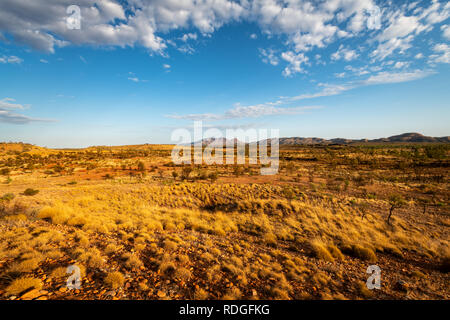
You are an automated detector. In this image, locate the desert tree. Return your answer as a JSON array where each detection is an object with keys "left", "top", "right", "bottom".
[{"left": 387, "top": 195, "right": 406, "bottom": 224}]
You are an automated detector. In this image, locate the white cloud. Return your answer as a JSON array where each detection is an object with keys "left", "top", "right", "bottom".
[
  {"left": 331, "top": 45, "right": 359, "bottom": 61},
  {"left": 163, "top": 64, "right": 171, "bottom": 69},
  {"left": 0, "top": 0, "right": 244, "bottom": 53},
  {"left": 259, "top": 48, "right": 279, "bottom": 66},
  {"left": 0, "top": 98, "right": 27, "bottom": 110},
  {"left": 281, "top": 51, "right": 308, "bottom": 77},
  {"left": 344, "top": 65, "right": 370, "bottom": 76},
  {"left": 0, "top": 0, "right": 448, "bottom": 79},
  {"left": 290, "top": 83, "right": 353, "bottom": 101},
  {"left": 180, "top": 33, "right": 198, "bottom": 42},
  {"left": 363, "top": 69, "right": 434, "bottom": 85},
  {"left": 441, "top": 24, "right": 450, "bottom": 40},
  {"left": 0, "top": 98, "right": 52, "bottom": 124},
  {"left": 370, "top": 35, "right": 414, "bottom": 60},
  {"left": 167, "top": 104, "right": 321, "bottom": 121},
  {"left": 40, "top": 59, "right": 49, "bottom": 64},
  {"left": 393, "top": 61, "right": 410, "bottom": 69},
  {"left": 0, "top": 55, "right": 23, "bottom": 64},
  {"left": 127, "top": 72, "right": 148, "bottom": 82},
  {"left": 429, "top": 43, "right": 450, "bottom": 64}
]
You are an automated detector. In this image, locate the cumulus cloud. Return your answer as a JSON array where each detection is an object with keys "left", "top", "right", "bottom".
[
  {"left": 441, "top": 24, "right": 450, "bottom": 40},
  {"left": 370, "top": 1, "right": 448, "bottom": 61},
  {"left": 259, "top": 48, "right": 279, "bottom": 66},
  {"left": 429, "top": 43, "right": 450, "bottom": 64},
  {"left": 331, "top": 45, "right": 359, "bottom": 61},
  {"left": 281, "top": 51, "right": 308, "bottom": 77},
  {"left": 180, "top": 33, "right": 198, "bottom": 42},
  {"left": 0, "top": 0, "right": 448, "bottom": 77}
]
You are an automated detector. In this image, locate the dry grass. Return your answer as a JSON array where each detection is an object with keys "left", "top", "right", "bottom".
[
  {"left": 104, "top": 271, "right": 125, "bottom": 289},
  {"left": 0, "top": 143, "right": 448, "bottom": 300},
  {"left": 5, "top": 277, "right": 43, "bottom": 296}
]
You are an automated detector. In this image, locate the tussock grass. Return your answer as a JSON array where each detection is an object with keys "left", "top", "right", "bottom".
[
  {"left": 104, "top": 271, "right": 125, "bottom": 289},
  {"left": 5, "top": 277, "right": 42, "bottom": 296}
]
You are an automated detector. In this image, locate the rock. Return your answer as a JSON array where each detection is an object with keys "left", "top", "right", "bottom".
[
  {"left": 20, "top": 289, "right": 42, "bottom": 300},
  {"left": 395, "top": 280, "right": 409, "bottom": 292},
  {"left": 59, "top": 287, "right": 67, "bottom": 293},
  {"left": 157, "top": 290, "right": 166, "bottom": 298},
  {"left": 252, "top": 289, "right": 258, "bottom": 297},
  {"left": 105, "top": 291, "right": 115, "bottom": 297},
  {"left": 9, "top": 296, "right": 17, "bottom": 300}
]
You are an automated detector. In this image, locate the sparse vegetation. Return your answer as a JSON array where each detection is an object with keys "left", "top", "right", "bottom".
[{"left": 0, "top": 142, "right": 448, "bottom": 300}]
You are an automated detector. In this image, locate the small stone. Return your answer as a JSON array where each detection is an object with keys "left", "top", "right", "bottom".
[
  {"left": 20, "top": 289, "right": 41, "bottom": 300},
  {"left": 105, "top": 291, "right": 115, "bottom": 297},
  {"left": 395, "top": 280, "right": 409, "bottom": 292},
  {"left": 252, "top": 289, "right": 258, "bottom": 297},
  {"left": 59, "top": 287, "right": 67, "bottom": 293},
  {"left": 157, "top": 290, "right": 166, "bottom": 298}
]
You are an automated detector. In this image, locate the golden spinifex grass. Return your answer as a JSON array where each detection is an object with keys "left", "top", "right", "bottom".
[{"left": 0, "top": 143, "right": 448, "bottom": 300}]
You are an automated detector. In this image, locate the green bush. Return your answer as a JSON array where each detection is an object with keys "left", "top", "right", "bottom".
[{"left": 23, "top": 188, "right": 39, "bottom": 196}]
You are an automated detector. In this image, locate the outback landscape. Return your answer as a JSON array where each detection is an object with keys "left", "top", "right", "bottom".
[{"left": 0, "top": 133, "right": 448, "bottom": 301}]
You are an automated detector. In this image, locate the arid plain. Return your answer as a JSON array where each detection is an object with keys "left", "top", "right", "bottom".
[{"left": 0, "top": 141, "right": 448, "bottom": 300}]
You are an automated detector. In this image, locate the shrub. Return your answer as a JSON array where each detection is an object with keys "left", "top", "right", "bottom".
[
  {"left": 194, "top": 288, "right": 209, "bottom": 300},
  {"left": 263, "top": 233, "right": 277, "bottom": 247},
  {"left": 8, "top": 258, "right": 40, "bottom": 274},
  {"left": 174, "top": 267, "right": 191, "bottom": 281},
  {"left": 124, "top": 254, "right": 143, "bottom": 270},
  {"left": 38, "top": 205, "right": 70, "bottom": 224},
  {"left": 0, "top": 193, "right": 15, "bottom": 201},
  {"left": 104, "top": 271, "right": 125, "bottom": 289},
  {"left": 5, "top": 277, "right": 43, "bottom": 296},
  {"left": 137, "top": 161, "right": 146, "bottom": 172},
  {"left": 23, "top": 188, "right": 39, "bottom": 196},
  {"left": 341, "top": 244, "right": 377, "bottom": 263},
  {"left": 309, "top": 240, "right": 334, "bottom": 262}
]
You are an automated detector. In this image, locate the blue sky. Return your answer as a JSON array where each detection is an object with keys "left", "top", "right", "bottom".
[{"left": 0, "top": 0, "right": 449, "bottom": 148}]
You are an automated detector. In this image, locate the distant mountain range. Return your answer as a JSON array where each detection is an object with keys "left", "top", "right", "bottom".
[
  {"left": 194, "top": 133, "right": 450, "bottom": 146},
  {"left": 274, "top": 133, "right": 450, "bottom": 145}
]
